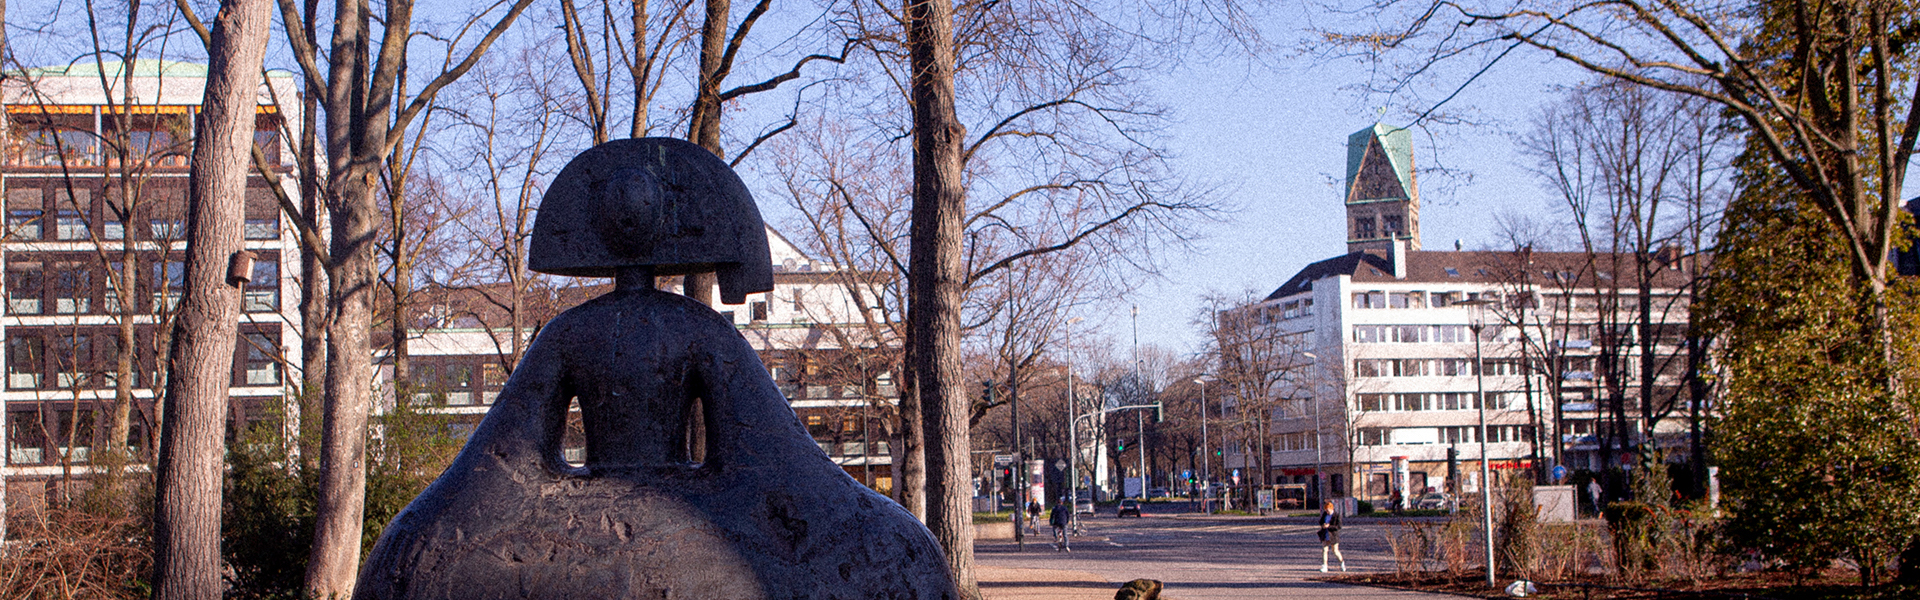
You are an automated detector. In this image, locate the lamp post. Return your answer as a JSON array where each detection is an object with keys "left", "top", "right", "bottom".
[
  {"left": 1301, "top": 352, "right": 1323, "bottom": 505},
  {"left": 1457, "top": 298, "right": 1498, "bottom": 588},
  {"left": 1193, "top": 375, "right": 1215, "bottom": 512},
  {"left": 1065, "top": 316, "right": 1084, "bottom": 533}
]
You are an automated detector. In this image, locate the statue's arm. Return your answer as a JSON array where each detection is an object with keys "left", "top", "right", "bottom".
[{"left": 441, "top": 322, "right": 580, "bottom": 477}]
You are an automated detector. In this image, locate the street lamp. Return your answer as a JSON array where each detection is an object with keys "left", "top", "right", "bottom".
[
  {"left": 1301, "top": 352, "right": 1323, "bottom": 505},
  {"left": 1193, "top": 374, "right": 1215, "bottom": 513},
  {"left": 1065, "top": 316, "right": 1085, "bottom": 534},
  {"left": 1456, "top": 297, "right": 1498, "bottom": 588}
]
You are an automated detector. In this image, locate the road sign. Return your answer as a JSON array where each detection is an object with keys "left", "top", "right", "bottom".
[
  {"left": 994, "top": 455, "right": 1014, "bottom": 466},
  {"left": 1055, "top": 460, "right": 1067, "bottom": 470},
  {"left": 1551, "top": 465, "right": 1569, "bottom": 482}
]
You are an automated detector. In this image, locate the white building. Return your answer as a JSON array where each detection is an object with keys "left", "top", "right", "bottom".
[
  {"left": 0, "top": 60, "right": 305, "bottom": 507},
  {"left": 1226, "top": 124, "right": 1697, "bottom": 507}
]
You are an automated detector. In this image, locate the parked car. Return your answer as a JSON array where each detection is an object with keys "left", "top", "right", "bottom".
[
  {"left": 1414, "top": 492, "right": 1452, "bottom": 510},
  {"left": 1148, "top": 487, "right": 1169, "bottom": 499},
  {"left": 1117, "top": 499, "right": 1142, "bottom": 518},
  {"left": 1075, "top": 499, "right": 1095, "bottom": 515}
]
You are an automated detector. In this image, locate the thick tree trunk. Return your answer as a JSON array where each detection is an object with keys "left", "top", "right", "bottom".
[
  {"left": 149, "top": 0, "right": 271, "bottom": 596},
  {"left": 905, "top": 0, "right": 972, "bottom": 594},
  {"left": 629, "top": 0, "right": 650, "bottom": 137}
]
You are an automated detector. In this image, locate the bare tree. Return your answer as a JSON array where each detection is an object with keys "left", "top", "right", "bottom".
[
  {"left": 267, "top": 0, "right": 537, "bottom": 594},
  {"left": 149, "top": 0, "right": 272, "bottom": 596}
]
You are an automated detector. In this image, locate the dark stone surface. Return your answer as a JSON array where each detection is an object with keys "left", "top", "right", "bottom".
[
  {"left": 353, "top": 141, "right": 956, "bottom": 599},
  {"left": 527, "top": 137, "right": 773, "bottom": 304}
]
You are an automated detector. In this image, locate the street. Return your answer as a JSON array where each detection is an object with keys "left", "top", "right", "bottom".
[{"left": 975, "top": 503, "right": 1458, "bottom": 600}]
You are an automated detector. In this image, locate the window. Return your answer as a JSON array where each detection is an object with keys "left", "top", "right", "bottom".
[
  {"left": 244, "top": 260, "right": 279, "bottom": 312},
  {"left": 1429, "top": 291, "right": 1455, "bottom": 307},
  {"left": 1354, "top": 217, "right": 1376, "bottom": 239},
  {"left": 1392, "top": 325, "right": 1427, "bottom": 343},
  {"left": 1354, "top": 359, "right": 1392, "bottom": 378},
  {"left": 148, "top": 219, "right": 185, "bottom": 240},
  {"left": 1437, "top": 358, "right": 1474, "bottom": 376},
  {"left": 1383, "top": 215, "right": 1405, "bottom": 235},
  {"left": 244, "top": 218, "right": 278, "bottom": 240},
  {"left": 53, "top": 334, "right": 90, "bottom": 388},
  {"left": 1351, "top": 291, "right": 1385, "bottom": 309},
  {"left": 8, "top": 335, "right": 42, "bottom": 389},
  {"left": 53, "top": 409, "right": 94, "bottom": 463},
  {"left": 1433, "top": 325, "right": 1471, "bottom": 343},
  {"left": 444, "top": 364, "right": 474, "bottom": 405},
  {"left": 152, "top": 261, "right": 184, "bottom": 311},
  {"left": 52, "top": 262, "right": 90, "bottom": 314},
  {"left": 128, "top": 130, "right": 177, "bottom": 162},
  {"left": 104, "top": 220, "right": 125, "bottom": 240},
  {"left": 1394, "top": 359, "right": 1431, "bottom": 377},
  {"left": 8, "top": 210, "right": 42, "bottom": 240},
  {"left": 842, "top": 417, "right": 859, "bottom": 433},
  {"left": 1351, "top": 325, "right": 1385, "bottom": 343},
  {"left": 242, "top": 333, "right": 279, "bottom": 385},
  {"left": 253, "top": 130, "right": 280, "bottom": 163},
  {"left": 1358, "top": 428, "right": 1391, "bottom": 446},
  {"left": 7, "top": 262, "right": 42, "bottom": 314},
  {"left": 8, "top": 411, "right": 43, "bottom": 464},
  {"left": 1358, "top": 393, "right": 1389, "bottom": 411},
  {"left": 750, "top": 301, "right": 769, "bottom": 322},
  {"left": 54, "top": 210, "right": 87, "bottom": 240}
]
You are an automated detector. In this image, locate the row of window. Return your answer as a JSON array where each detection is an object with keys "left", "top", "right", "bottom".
[
  {"left": 5, "top": 210, "right": 279, "bottom": 242},
  {"left": 1351, "top": 290, "right": 1483, "bottom": 310},
  {"left": 1351, "top": 324, "right": 1490, "bottom": 344},
  {"left": 1355, "top": 391, "right": 1527, "bottom": 412},
  {"left": 1255, "top": 298, "right": 1317, "bottom": 324},
  {"left": 4, "top": 330, "right": 279, "bottom": 390},
  {"left": 1357, "top": 425, "right": 1535, "bottom": 446},
  {"left": 1353, "top": 358, "right": 1526, "bottom": 378},
  {"left": 5, "top": 407, "right": 148, "bottom": 465},
  {"left": 403, "top": 360, "right": 507, "bottom": 407},
  {"left": 7, "top": 127, "right": 281, "bottom": 168},
  {"left": 6, "top": 257, "right": 280, "bottom": 316}
]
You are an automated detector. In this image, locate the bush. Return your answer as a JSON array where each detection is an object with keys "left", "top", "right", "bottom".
[
  {"left": 0, "top": 507, "right": 152, "bottom": 599},
  {"left": 224, "top": 391, "right": 465, "bottom": 599},
  {"left": 1357, "top": 500, "right": 1374, "bottom": 514},
  {"left": 1497, "top": 476, "right": 1539, "bottom": 578}
]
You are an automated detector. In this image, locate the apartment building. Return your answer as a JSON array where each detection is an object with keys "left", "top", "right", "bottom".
[
  {"left": 1225, "top": 124, "right": 1697, "bottom": 508},
  {"left": 0, "top": 60, "right": 304, "bottom": 506}
]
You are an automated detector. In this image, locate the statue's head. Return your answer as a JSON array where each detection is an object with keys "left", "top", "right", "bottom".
[{"left": 529, "top": 138, "right": 774, "bottom": 304}]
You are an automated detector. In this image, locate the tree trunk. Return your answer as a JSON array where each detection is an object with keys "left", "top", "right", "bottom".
[
  {"left": 897, "top": 328, "right": 926, "bottom": 519},
  {"left": 629, "top": 0, "right": 650, "bottom": 137},
  {"left": 307, "top": 0, "right": 376, "bottom": 595},
  {"left": 300, "top": 52, "right": 328, "bottom": 396},
  {"left": 149, "top": 0, "right": 271, "bottom": 596},
  {"left": 905, "top": 0, "right": 973, "bottom": 593}
]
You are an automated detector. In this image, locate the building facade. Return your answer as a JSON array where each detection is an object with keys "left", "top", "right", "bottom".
[
  {"left": 0, "top": 60, "right": 305, "bottom": 507},
  {"left": 1224, "top": 124, "right": 1698, "bottom": 508}
]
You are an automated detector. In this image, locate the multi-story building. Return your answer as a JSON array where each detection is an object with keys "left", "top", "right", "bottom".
[
  {"left": 1224, "top": 124, "right": 1697, "bottom": 508},
  {"left": 0, "top": 60, "right": 304, "bottom": 507}
]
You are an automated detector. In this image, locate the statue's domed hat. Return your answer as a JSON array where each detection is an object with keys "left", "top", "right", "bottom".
[{"left": 529, "top": 138, "right": 774, "bottom": 304}]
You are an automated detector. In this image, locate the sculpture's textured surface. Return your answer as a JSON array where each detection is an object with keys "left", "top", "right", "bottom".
[
  {"left": 528, "top": 137, "right": 773, "bottom": 304},
  {"left": 353, "top": 140, "right": 956, "bottom": 600}
]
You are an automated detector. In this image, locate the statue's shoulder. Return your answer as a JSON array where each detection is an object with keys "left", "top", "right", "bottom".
[{"left": 543, "top": 289, "right": 740, "bottom": 337}]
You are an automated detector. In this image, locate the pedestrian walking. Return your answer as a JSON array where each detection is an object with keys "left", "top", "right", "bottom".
[
  {"left": 1049, "top": 498, "right": 1071, "bottom": 552},
  {"left": 1318, "top": 500, "right": 1346, "bottom": 572}
]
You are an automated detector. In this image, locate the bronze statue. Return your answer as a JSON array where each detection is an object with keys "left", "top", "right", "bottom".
[{"left": 354, "top": 138, "right": 956, "bottom": 599}]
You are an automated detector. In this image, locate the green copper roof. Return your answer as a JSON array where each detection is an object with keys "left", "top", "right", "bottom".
[
  {"left": 14, "top": 59, "right": 209, "bottom": 79},
  {"left": 1345, "top": 123, "right": 1415, "bottom": 201}
]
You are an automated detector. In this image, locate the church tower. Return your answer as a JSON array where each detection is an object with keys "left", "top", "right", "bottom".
[{"left": 1345, "top": 123, "right": 1420, "bottom": 254}]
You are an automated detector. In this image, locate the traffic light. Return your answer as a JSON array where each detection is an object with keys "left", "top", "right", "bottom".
[
  {"left": 981, "top": 380, "right": 996, "bottom": 406},
  {"left": 1154, "top": 402, "right": 1165, "bottom": 423},
  {"left": 1116, "top": 440, "right": 1126, "bottom": 452}
]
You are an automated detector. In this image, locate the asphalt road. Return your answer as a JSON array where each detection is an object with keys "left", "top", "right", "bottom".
[{"left": 975, "top": 502, "right": 1460, "bottom": 600}]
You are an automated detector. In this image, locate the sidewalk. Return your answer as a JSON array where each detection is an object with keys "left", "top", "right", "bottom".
[{"left": 977, "top": 565, "right": 1117, "bottom": 600}]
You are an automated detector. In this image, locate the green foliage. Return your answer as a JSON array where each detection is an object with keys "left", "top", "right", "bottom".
[
  {"left": 1700, "top": 155, "right": 1920, "bottom": 586},
  {"left": 223, "top": 388, "right": 466, "bottom": 598}
]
